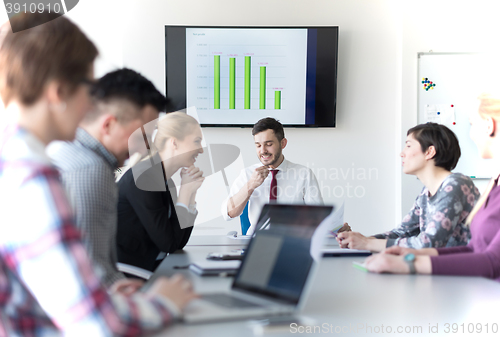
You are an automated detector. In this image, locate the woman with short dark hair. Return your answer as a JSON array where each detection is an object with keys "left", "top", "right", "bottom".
[
  {"left": 337, "top": 123, "right": 480, "bottom": 252},
  {"left": 366, "top": 95, "right": 500, "bottom": 281}
]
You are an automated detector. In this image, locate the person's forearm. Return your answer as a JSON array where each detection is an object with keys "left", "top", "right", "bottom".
[
  {"left": 177, "top": 191, "right": 197, "bottom": 212},
  {"left": 431, "top": 251, "right": 500, "bottom": 279},
  {"left": 169, "top": 208, "right": 195, "bottom": 251},
  {"left": 177, "top": 186, "right": 192, "bottom": 206},
  {"left": 227, "top": 182, "right": 254, "bottom": 218},
  {"left": 416, "top": 248, "right": 439, "bottom": 256},
  {"left": 174, "top": 203, "right": 196, "bottom": 228},
  {"left": 365, "top": 238, "right": 387, "bottom": 252},
  {"left": 371, "top": 231, "right": 401, "bottom": 240},
  {"left": 436, "top": 245, "right": 473, "bottom": 255},
  {"left": 178, "top": 225, "right": 194, "bottom": 250},
  {"left": 415, "top": 255, "right": 432, "bottom": 274},
  {"left": 189, "top": 191, "right": 196, "bottom": 207}
]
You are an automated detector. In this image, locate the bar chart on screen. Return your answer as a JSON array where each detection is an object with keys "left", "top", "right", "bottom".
[
  {"left": 212, "top": 53, "right": 283, "bottom": 111},
  {"left": 186, "top": 28, "right": 308, "bottom": 125}
]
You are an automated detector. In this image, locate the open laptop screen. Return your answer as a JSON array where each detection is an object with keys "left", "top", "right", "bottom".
[
  {"left": 256, "top": 204, "right": 333, "bottom": 231},
  {"left": 232, "top": 204, "right": 333, "bottom": 304}
]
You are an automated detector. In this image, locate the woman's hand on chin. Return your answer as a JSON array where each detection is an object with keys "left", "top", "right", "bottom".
[{"left": 180, "top": 165, "right": 204, "bottom": 193}]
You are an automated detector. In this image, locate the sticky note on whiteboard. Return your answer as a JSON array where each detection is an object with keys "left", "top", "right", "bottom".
[
  {"left": 424, "top": 104, "right": 455, "bottom": 124},
  {"left": 425, "top": 104, "right": 441, "bottom": 123},
  {"left": 441, "top": 105, "right": 455, "bottom": 124}
]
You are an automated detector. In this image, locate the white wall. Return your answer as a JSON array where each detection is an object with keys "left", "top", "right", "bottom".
[
  {"left": 2, "top": 0, "right": 496, "bottom": 235},
  {"left": 118, "top": 0, "right": 403, "bottom": 235},
  {"left": 5, "top": 0, "right": 402, "bottom": 235}
]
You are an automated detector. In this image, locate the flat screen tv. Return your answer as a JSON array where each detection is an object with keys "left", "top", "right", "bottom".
[{"left": 165, "top": 26, "right": 338, "bottom": 127}]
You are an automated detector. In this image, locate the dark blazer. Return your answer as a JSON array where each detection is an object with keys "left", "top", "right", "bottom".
[{"left": 116, "top": 158, "right": 195, "bottom": 272}]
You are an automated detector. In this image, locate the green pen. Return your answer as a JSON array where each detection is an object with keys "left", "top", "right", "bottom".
[{"left": 352, "top": 261, "right": 368, "bottom": 272}]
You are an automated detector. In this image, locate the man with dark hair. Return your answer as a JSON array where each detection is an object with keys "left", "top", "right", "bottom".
[
  {"left": 48, "top": 68, "right": 164, "bottom": 293},
  {"left": 252, "top": 117, "right": 285, "bottom": 143},
  {"left": 222, "top": 117, "right": 323, "bottom": 235}
]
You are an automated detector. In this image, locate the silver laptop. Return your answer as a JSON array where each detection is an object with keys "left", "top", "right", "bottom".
[{"left": 183, "top": 204, "right": 333, "bottom": 323}]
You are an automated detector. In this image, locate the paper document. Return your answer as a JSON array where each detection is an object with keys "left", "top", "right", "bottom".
[
  {"left": 328, "top": 202, "right": 345, "bottom": 237},
  {"left": 310, "top": 201, "right": 345, "bottom": 261},
  {"left": 424, "top": 104, "right": 455, "bottom": 124}
]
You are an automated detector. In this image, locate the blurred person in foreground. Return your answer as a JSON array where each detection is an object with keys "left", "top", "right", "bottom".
[
  {"left": 0, "top": 12, "right": 196, "bottom": 336},
  {"left": 48, "top": 68, "right": 164, "bottom": 294}
]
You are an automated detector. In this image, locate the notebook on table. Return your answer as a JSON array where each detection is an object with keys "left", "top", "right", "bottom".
[
  {"left": 322, "top": 248, "right": 372, "bottom": 257},
  {"left": 189, "top": 260, "right": 241, "bottom": 276}
]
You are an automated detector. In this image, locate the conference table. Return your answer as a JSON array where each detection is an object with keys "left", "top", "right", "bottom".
[{"left": 151, "top": 235, "right": 500, "bottom": 336}]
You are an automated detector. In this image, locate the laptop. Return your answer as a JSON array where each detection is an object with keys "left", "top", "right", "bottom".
[
  {"left": 183, "top": 204, "right": 333, "bottom": 323},
  {"left": 256, "top": 203, "right": 333, "bottom": 231}
]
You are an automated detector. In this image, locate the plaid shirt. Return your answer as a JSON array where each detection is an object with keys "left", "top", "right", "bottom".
[
  {"left": 48, "top": 128, "right": 125, "bottom": 287},
  {"left": 0, "top": 124, "right": 174, "bottom": 337}
]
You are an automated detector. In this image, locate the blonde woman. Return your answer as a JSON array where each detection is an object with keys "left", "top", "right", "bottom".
[
  {"left": 366, "top": 94, "right": 500, "bottom": 281},
  {"left": 117, "top": 112, "right": 204, "bottom": 271}
]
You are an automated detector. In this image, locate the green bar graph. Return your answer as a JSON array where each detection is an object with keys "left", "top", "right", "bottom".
[
  {"left": 245, "top": 56, "right": 251, "bottom": 109},
  {"left": 275, "top": 91, "right": 281, "bottom": 109},
  {"left": 260, "top": 66, "right": 266, "bottom": 109},
  {"left": 214, "top": 55, "right": 220, "bottom": 109},
  {"left": 229, "top": 58, "right": 235, "bottom": 109}
]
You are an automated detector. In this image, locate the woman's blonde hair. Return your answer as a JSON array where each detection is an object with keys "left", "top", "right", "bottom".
[
  {"left": 153, "top": 111, "right": 200, "bottom": 151},
  {"left": 466, "top": 94, "right": 500, "bottom": 225}
]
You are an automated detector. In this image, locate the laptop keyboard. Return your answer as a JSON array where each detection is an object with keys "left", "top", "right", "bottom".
[{"left": 203, "top": 294, "right": 263, "bottom": 309}]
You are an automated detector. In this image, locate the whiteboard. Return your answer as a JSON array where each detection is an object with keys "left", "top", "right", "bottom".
[{"left": 418, "top": 53, "right": 500, "bottom": 179}]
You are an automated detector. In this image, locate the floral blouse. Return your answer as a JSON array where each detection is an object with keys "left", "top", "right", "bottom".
[{"left": 373, "top": 173, "right": 480, "bottom": 249}]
